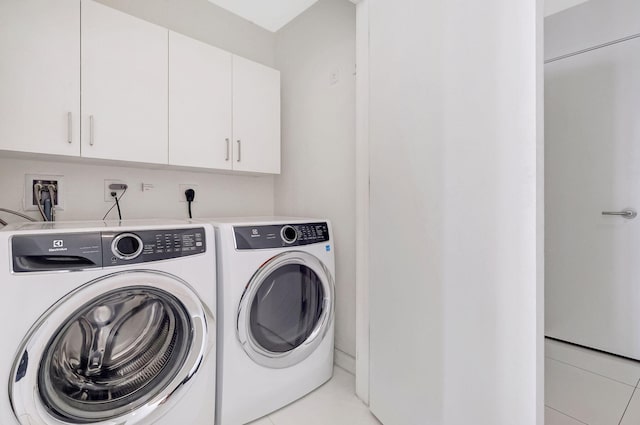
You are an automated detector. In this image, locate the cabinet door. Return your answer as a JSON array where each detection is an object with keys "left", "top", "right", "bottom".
[
  {"left": 0, "top": 0, "right": 80, "bottom": 156},
  {"left": 81, "top": 0, "right": 168, "bottom": 164},
  {"left": 169, "top": 32, "right": 232, "bottom": 170},
  {"left": 232, "top": 56, "right": 281, "bottom": 174}
]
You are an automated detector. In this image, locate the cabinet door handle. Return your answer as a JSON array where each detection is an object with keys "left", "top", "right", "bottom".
[
  {"left": 89, "top": 115, "right": 95, "bottom": 146},
  {"left": 237, "top": 139, "right": 241, "bottom": 162},
  {"left": 225, "top": 138, "right": 230, "bottom": 161},
  {"left": 67, "top": 112, "right": 72, "bottom": 144}
]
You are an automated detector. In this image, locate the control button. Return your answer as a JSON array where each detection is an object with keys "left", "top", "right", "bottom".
[
  {"left": 111, "top": 233, "right": 144, "bottom": 260},
  {"left": 281, "top": 225, "right": 298, "bottom": 244}
]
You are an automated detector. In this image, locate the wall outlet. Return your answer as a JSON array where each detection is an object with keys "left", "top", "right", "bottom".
[
  {"left": 104, "top": 179, "right": 128, "bottom": 202},
  {"left": 24, "top": 174, "right": 65, "bottom": 211},
  {"left": 179, "top": 184, "right": 198, "bottom": 202}
]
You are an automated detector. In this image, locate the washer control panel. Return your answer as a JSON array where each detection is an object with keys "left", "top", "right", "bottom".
[
  {"left": 12, "top": 232, "right": 103, "bottom": 272},
  {"left": 102, "top": 227, "right": 206, "bottom": 266},
  {"left": 234, "top": 222, "right": 329, "bottom": 250},
  {"left": 11, "top": 227, "right": 206, "bottom": 273}
]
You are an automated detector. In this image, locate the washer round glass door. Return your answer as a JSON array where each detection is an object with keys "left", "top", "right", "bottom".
[
  {"left": 9, "top": 270, "right": 213, "bottom": 425},
  {"left": 237, "top": 251, "right": 334, "bottom": 369}
]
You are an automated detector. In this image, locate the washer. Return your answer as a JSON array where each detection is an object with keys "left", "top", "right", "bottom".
[
  {"left": 0, "top": 220, "right": 216, "bottom": 425},
  {"left": 198, "top": 217, "right": 335, "bottom": 425}
]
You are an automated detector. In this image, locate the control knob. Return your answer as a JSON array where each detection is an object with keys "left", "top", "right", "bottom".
[
  {"left": 280, "top": 225, "right": 298, "bottom": 244},
  {"left": 111, "top": 233, "right": 143, "bottom": 260}
]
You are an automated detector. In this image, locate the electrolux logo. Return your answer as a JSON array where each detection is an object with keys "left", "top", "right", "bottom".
[{"left": 49, "top": 239, "right": 68, "bottom": 253}]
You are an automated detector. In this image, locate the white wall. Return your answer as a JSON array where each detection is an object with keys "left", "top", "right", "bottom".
[
  {"left": 95, "top": 0, "right": 276, "bottom": 67},
  {"left": 545, "top": 0, "right": 640, "bottom": 61},
  {"left": 545, "top": 0, "right": 589, "bottom": 17},
  {"left": 368, "top": 0, "right": 542, "bottom": 424},
  {"left": 274, "top": 0, "right": 357, "bottom": 360},
  {"left": 0, "top": 0, "right": 276, "bottom": 223},
  {"left": 0, "top": 156, "right": 273, "bottom": 223}
]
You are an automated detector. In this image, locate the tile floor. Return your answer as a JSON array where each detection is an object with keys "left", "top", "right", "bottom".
[
  {"left": 249, "top": 339, "right": 640, "bottom": 425},
  {"left": 545, "top": 338, "right": 640, "bottom": 425},
  {"left": 248, "top": 366, "right": 381, "bottom": 425}
]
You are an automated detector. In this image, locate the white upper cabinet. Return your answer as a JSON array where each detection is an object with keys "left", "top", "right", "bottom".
[
  {"left": 81, "top": 0, "right": 168, "bottom": 164},
  {"left": 232, "top": 55, "right": 281, "bottom": 174},
  {"left": 0, "top": 0, "right": 80, "bottom": 156},
  {"left": 169, "top": 31, "right": 233, "bottom": 170},
  {"left": 169, "top": 42, "right": 281, "bottom": 174},
  {"left": 1, "top": 0, "right": 281, "bottom": 174}
]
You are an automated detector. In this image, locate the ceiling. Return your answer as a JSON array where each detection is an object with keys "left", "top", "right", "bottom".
[
  {"left": 206, "top": 0, "right": 321, "bottom": 32},
  {"left": 208, "top": 0, "right": 576, "bottom": 31},
  {"left": 545, "top": 0, "right": 589, "bottom": 16}
]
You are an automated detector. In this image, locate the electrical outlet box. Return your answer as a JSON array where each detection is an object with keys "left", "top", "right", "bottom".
[
  {"left": 24, "top": 174, "right": 65, "bottom": 211},
  {"left": 179, "top": 184, "right": 198, "bottom": 202},
  {"left": 104, "top": 180, "right": 128, "bottom": 202}
]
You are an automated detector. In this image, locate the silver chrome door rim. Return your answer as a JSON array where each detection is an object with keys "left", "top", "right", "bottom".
[
  {"left": 9, "top": 270, "right": 214, "bottom": 425},
  {"left": 236, "top": 251, "right": 334, "bottom": 369}
]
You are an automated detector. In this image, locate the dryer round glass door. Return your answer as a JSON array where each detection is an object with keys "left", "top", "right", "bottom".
[
  {"left": 237, "top": 251, "right": 334, "bottom": 368},
  {"left": 9, "top": 270, "right": 213, "bottom": 425}
]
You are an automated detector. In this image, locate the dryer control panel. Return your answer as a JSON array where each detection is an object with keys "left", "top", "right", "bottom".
[
  {"left": 234, "top": 222, "right": 330, "bottom": 250},
  {"left": 11, "top": 227, "right": 206, "bottom": 272}
]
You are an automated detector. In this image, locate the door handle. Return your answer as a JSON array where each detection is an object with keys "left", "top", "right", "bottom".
[
  {"left": 602, "top": 209, "right": 637, "bottom": 219},
  {"left": 225, "top": 138, "right": 230, "bottom": 161},
  {"left": 237, "top": 140, "right": 241, "bottom": 162}
]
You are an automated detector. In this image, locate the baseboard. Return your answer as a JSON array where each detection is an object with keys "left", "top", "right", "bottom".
[{"left": 334, "top": 348, "right": 356, "bottom": 375}]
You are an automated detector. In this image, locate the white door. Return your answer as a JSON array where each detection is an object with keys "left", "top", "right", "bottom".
[
  {"left": 81, "top": 0, "right": 168, "bottom": 164},
  {"left": 546, "top": 36, "right": 640, "bottom": 359},
  {"left": 0, "top": 0, "right": 80, "bottom": 156},
  {"left": 232, "top": 55, "right": 281, "bottom": 174},
  {"left": 169, "top": 31, "right": 233, "bottom": 170}
]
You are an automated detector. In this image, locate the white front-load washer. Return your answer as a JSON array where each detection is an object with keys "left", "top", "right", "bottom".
[
  {"left": 196, "top": 217, "right": 335, "bottom": 425},
  {"left": 0, "top": 220, "right": 216, "bottom": 425}
]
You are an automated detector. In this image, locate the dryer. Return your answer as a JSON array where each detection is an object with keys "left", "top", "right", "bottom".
[
  {"left": 0, "top": 220, "right": 216, "bottom": 425},
  {"left": 199, "top": 217, "right": 335, "bottom": 425}
]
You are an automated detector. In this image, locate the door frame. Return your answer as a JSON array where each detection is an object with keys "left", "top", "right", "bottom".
[{"left": 353, "top": 0, "right": 370, "bottom": 405}]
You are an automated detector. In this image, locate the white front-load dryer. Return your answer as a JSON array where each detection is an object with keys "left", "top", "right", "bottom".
[
  {"left": 196, "top": 217, "right": 335, "bottom": 425},
  {"left": 0, "top": 220, "right": 216, "bottom": 425}
]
